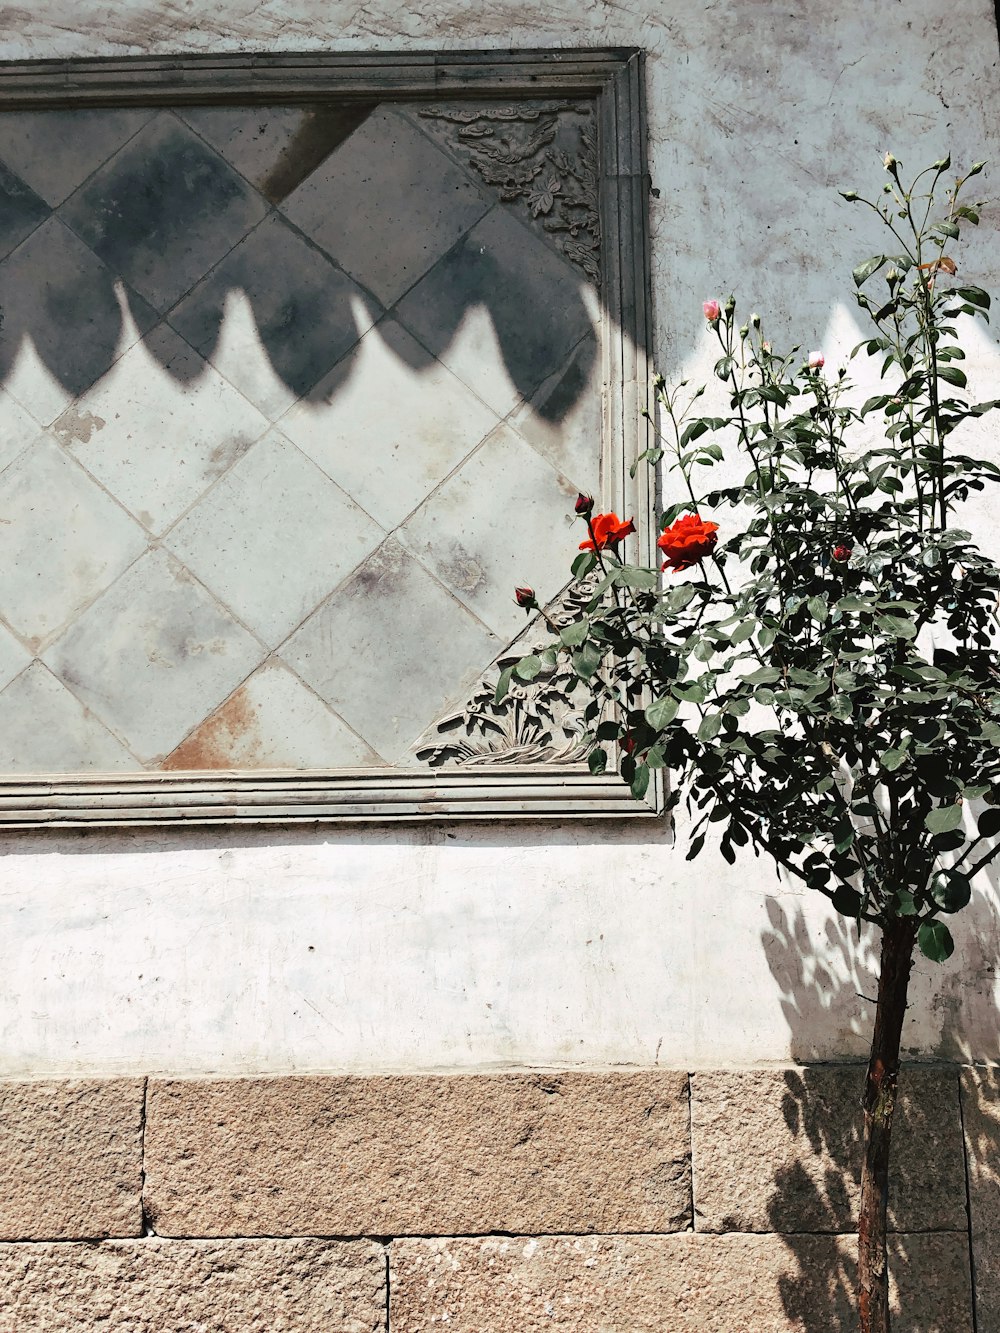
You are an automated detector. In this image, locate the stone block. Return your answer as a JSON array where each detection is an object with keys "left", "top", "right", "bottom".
[
  {"left": 961, "top": 1065, "right": 1000, "bottom": 1332},
  {"left": 389, "top": 1232, "right": 971, "bottom": 1332},
  {"left": 691, "top": 1066, "right": 966, "bottom": 1232},
  {"left": 0, "top": 1238, "right": 384, "bottom": 1332},
  {"left": 144, "top": 1071, "right": 691, "bottom": 1236},
  {"left": 0, "top": 1078, "right": 143, "bottom": 1240}
]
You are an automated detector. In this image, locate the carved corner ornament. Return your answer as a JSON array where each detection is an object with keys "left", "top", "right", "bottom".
[{"left": 417, "top": 101, "right": 601, "bottom": 284}]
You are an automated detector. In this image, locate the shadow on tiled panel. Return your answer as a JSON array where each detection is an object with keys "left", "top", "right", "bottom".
[
  {"left": 0, "top": 108, "right": 153, "bottom": 209},
  {"left": 279, "top": 538, "right": 500, "bottom": 765},
  {"left": 394, "top": 207, "right": 598, "bottom": 419},
  {"left": 0, "top": 160, "right": 50, "bottom": 262},
  {"left": 59, "top": 111, "right": 268, "bottom": 314},
  {"left": 0, "top": 217, "right": 158, "bottom": 415},
  {"left": 161, "top": 661, "right": 381, "bottom": 770},
  {"left": 167, "top": 213, "right": 380, "bottom": 418},
  {"left": 510, "top": 330, "right": 603, "bottom": 496}
]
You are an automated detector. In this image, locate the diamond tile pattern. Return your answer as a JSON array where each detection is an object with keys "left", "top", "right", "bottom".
[{"left": 0, "top": 101, "right": 600, "bottom": 774}]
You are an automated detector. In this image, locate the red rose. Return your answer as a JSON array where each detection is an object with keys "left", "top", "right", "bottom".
[
  {"left": 831, "top": 544, "right": 853, "bottom": 564},
  {"left": 657, "top": 513, "right": 719, "bottom": 572},
  {"left": 579, "top": 512, "right": 636, "bottom": 551},
  {"left": 514, "top": 586, "right": 536, "bottom": 608}
]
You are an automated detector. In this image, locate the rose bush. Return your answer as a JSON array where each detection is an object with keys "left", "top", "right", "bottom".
[{"left": 507, "top": 154, "right": 999, "bottom": 1333}]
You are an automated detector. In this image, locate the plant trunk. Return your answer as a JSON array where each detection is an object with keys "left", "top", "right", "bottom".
[{"left": 857, "top": 916, "right": 917, "bottom": 1333}]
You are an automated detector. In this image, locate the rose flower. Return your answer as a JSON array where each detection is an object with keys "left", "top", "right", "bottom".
[
  {"left": 579, "top": 512, "right": 636, "bottom": 551},
  {"left": 657, "top": 513, "right": 719, "bottom": 572}
]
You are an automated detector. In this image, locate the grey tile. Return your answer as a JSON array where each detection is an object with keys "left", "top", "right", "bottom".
[
  {"left": 162, "top": 661, "right": 381, "bottom": 770},
  {"left": 168, "top": 214, "right": 378, "bottom": 418},
  {"left": 0, "top": 435, "right": 147, "bottom": 650},
  {"left": 0, "top": 108, "right": 152, "bottom": 208},
  {"left": 0, "top": 159, "right": 50, "bottom": 261},
  {"left": 395, "top": 206, "right": 596, "bottom": 416},
  {"left": 165, "top": 430, "right": 384, "bottom": 647},
  {"left": 280, "top": 538, "right": 499, "bottom": 762},
  {"left": 0, "top": 662, "right": 136, "bottom": 773},
  {"left": 44, "top": 549, "right": 262, "bottom": 765},
  {"left": 278, "top": 319, "right": 502, "bottom": 530},
  {"left": 56, "top": 323, "right": 270, "bottom": 535},
  {"left": 0, "top": 622, "right": 31, "bottom": 692},
  {"left": 399, "top": 425, "right": 580, "bottom": 641},
  {"left": 280, "top": 106, "right": 490, "bottom": 307},
  {"left": 0, "top": 217, "right": 158, "bottom": 419},
  {"left": 60, "top": 111, "right": 269, "bottom": 311},
  {"left": 509, "top": 332, "right": 603, "bottom": 495},
  {"left": 0, "top": 390, "right": 44, "bottom": 475}
]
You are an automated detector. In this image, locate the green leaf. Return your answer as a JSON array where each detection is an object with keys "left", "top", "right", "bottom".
[
  {"left": 833, "top": 820, "right": 855, "bottom": 853},
  {"left": 572, "top": 551, "right": 597, "bottom": 579},
  {"left": 646, "top": 695, "right": 680, "bottom": 729},
  {"left": 853, "top": 254, "right": 886, "bottom": 287},
  {"left": 829, "top": 694, "right": 853, "bottom": 721},
  {"left": 573, "top": 642, "right": 603, "bottom": 680},
  {"left": 697, "top": 712, "right": 722, "bottom": 741},
  {"left": 746, "top": 666, "right": 783, "bottom": 685},
  {"left": 832, "top": 884, "right": 863, "bottom": 918},
  {"left": 494, "top": 665, "right": 515, "bottom": 704},
  {"left": 588, "top": 747, "right": 608, "bottom": 775},
  {"left": 934, "top": 220, "right": 960, "bottom": 239},
  {"left": 939, "top": 365, "right": 968, "bottom": 388},
  {"left": 729, "top": 620, "right": 756, "bottom": 645},
  {"left": 918, "top": 919, "right": 955, "bottom": 963},
  {"left": 673, "top": 680, "right": 708, "bottom": 704},
  {"left": 514, "top": 654, "right": 541, "bottom": 681},
  {"left": 630, "top": 763, "right": 651, "bottom": 800},
  {"left": 880, "top": 748, "right": 907, "bottom": 772},
  {"left": 559, "top": 619, "right": 590, "bottom": 648},
  {"left": 807, "top": 594, "right": 829, "bottom": 623},
  {"left": 876, "top": 614, "right": 917, "bottom": 640},
  {"left": 978, "top": 806, "right": 1000, "bottom": 839},
  {"left": 714, "top": 355, "right": 735, "bottom": 381},
  {"left": 930, "top": 870, "right": 972, "bottom": 914},
  {"left": 663, "top": 583, "right": 697, "bottom": 614},
  {"left": 894, "top": 888, "right": 919, "bottom": 916},
  {"left": 925, "top": 803, "right": 964, "bottom": 835},
  {"left": 954, "top": 285, "right": 990, "bottom": 309},
  {"left": 618, "top": 565, "right": 659, "bottom": 590}
]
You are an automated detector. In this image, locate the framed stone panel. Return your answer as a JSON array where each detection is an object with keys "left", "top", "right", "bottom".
[{"left": 0, "top": 50, "right": 656, "bottom": 826}]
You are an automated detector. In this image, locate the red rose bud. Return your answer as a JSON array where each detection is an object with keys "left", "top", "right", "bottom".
[
  {"left": 579, "top": 512, "right": 636, "bottom": 551},
  {"left": 622, "top": 734, "right": 637, "bottom": 755},
  {"left": 657, "top": 513, "right": 719, "bottom": 573},
  {"left": 575, "top": 493, "right": 595, "bottom": 517},
  {"left": 514, "top": 586, "right": 536, "bottom": 609},
  {"left": 831, "top": 544, "right": 853, "bottom": 564}
]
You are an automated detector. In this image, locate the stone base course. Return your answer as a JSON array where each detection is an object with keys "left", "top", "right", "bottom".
[
  {"left": 0, "top": 1078, "right": 144, "bottom": 1240},
  {"left": 0, "top": 1238, "right": 385, "bottom": 1333},
  {"left": 962, "top": 1066, "right": 1000, "bottom": 1331},
  {"left": 144, "top": 1070, "right": 691, "bottom": 1237},
  {"left": 691, "top": 1066, "right": 966, "bottom": 1232},
  {"left": 389, "top": 1233, "right": 972, "bottom": 1333}
]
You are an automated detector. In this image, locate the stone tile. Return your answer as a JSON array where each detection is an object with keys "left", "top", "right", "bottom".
[
  {"left": 60, "top": 111, "right": 268, "bottom": 311},
  {"left": 180, "top": 103, "right": 378, "bottom": 204},
  {"left": 510, "top": 331, "right": 603, "bottom": 496},
  {"left": 691, "top": 1066, "right": 967, "bottom": 1233},
  {"left": 161, "top": 661, "right": 381, "bottom": 770},
  {"left": 0, "top": 217, "right": 157, "bottom": 418},
  {"left": 389, "top": 1232, "right": 971, "bottom": 1333},
  {"left": 0, "top": 158, "right": 50, "bottom": 261},
  {"left": 0, "top": 108, "right": 152, "bottom": 208},
  {"left": 961, "top": 1066, "right": 1000, "bottom": 1331},
  {"left": 0, "top": 663, "right": 136, "bottom": 772},
  {"left": 0, "top": 389, "right": 44, "bottom": 475},
  {"left": 0, "top": 624, "right": 30, "bottom": 694},
  {"left": 56, "top": 323, "right": 270, "bottom": 535},
  {"left": 144, "top": 1071, "right": 690, "bottom": 1236},
  {"left": 167, "top": 213, "right": 378, "bottom": 419},
  {"left": 0, "top": 1238, "right": 385, "bottom": 1332},
  {"left": 395, "top": 206, "right": 595, "bottom": 416},
  {"left": 0, "top": 1078, "right": 143, "bottom": 1240},
  {"left": 165, "top": 430, "right": 383, "bottom": 646},
  {"left": 279, "top": 318, "right": 503, "bottom": 530},
  {"left": 280, "top": 538, "right": 500, "bottom": 762},
  {"left": 43, "top": 549, "right": 262, "bottom": 765},
  {"left": 399, "top": 425, "right": 580, "bottom": 641},
  {"left": 280, "top": 106, "right": 490, "bottom": 307},
  {"left": 0, "top": 434, "right": 146, "bottom": 649}
]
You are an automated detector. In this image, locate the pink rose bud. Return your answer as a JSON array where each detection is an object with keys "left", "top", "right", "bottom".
[
  {"left": 514, "top": 586, "right": 536, "bottom": 609},
  {"left": 831, "top": 544, "right": 853, "bottom": 563},
  {"left": 808, "top": 350, "right": 825, "bottom": 370},
  {"left": 703, "top": 300, "right": 721, "bottom": 323}
]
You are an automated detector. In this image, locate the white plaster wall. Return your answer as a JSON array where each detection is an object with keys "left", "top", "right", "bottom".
[{"left": 1, "top": 0, "right": 999, "bottom": 1075}]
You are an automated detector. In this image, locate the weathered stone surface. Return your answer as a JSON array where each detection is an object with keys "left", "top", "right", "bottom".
[
  {"left": 145, "top": 1072, "right": 690, "bottom": 1236},
  {"left": 0, "top": 1078, "right": 143, "bottom": 1240},
  {"left": 0, "top": 1238, "right": 384, "bottom": 1332},
  {"left": 389, "top": 1232, "right": 971, "bottom": 1333},
  {"left": 961, "top": 1065, "right": 1000, "bottom": 1332},
  {"left": 691, "top": 1066, "right": 966, "bottom": 1232}
]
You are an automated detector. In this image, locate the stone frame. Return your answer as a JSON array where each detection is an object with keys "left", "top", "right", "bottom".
[{"left": 0, "top": 49, "right": 656, "bottom": 827}]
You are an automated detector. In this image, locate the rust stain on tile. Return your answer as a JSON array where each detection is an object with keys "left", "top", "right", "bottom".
[{"left": 161, "top": 684, "right": 260, "bottom": 769}]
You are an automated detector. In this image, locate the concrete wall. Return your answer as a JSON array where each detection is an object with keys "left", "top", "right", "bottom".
[{"left": 1, "top": 3, "right": 999, "bottom": 1078}]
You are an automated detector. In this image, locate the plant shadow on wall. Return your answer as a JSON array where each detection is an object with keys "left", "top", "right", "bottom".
[{"left": 760, "top": 889, "right": 1000, "bottom": 1331}]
